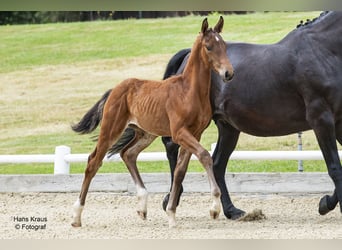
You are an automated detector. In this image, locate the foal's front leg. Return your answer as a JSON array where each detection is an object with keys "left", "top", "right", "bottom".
[{"left": 168, "top": 128, "right": 221, "bottom": 227}]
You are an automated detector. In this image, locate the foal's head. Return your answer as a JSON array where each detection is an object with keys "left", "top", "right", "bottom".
[{"left": 200, "top": 16, "right": 234, "bottom": 82}]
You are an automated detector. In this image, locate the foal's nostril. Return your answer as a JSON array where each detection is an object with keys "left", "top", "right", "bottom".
[
  {"left": 225, "top": 71, "right": 229, "bottom": 79},
  {"left": 225, "top": 71, "right": 234, "bottom": 81}
]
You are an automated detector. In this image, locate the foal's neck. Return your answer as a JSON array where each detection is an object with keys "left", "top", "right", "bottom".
[{"left": 182, "top": 35, "right": 211, "bottom": 97}]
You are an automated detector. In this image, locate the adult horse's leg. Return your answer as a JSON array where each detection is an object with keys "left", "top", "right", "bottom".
[
  {"left": 319, "top": 121, "right": 342, "bottom": 214},
  {"left": 161, "top": 136, "right": 182, "bottom": 211},
  {"left": 166, "top": 147, "right": 192, "bottom": 228},
  {"left": 120, "top": 127, "right": 157, "bottom": 219},
  {"left": 212, "top": 119, "right": 246, "bottom": 219},
  {"left": 306, "top": 100, "right": 342, "bottom": 215},
  {"left": 319, "top": 190, "right": 338, "bottom": 215}
]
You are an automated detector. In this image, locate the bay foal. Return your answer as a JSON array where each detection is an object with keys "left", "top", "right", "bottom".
[{"left": 71, "top": 17, "right": 234, "bottom": 228}]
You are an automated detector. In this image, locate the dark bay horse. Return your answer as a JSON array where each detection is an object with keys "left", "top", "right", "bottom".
[
  {"left": 103, "top": 11, "right": 342, "bottom": 220},
  {"left": 71, "top": 17, "right": 234, "bottom": 228}
]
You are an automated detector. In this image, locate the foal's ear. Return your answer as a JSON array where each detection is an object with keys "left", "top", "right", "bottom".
[
  {"left": 214, "top": 16, "right": 224, "bottom": 33},
  {"left": 201, "top": 17, "right": 209, "bottom": 34}
]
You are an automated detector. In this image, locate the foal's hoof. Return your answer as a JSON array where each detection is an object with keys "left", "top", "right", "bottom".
[
  {"left": 166, "top": 209, "right": 177, "bottom": 228},
  {"left": 168, "top": 220, "right": 177, "bottom": 229},
  {"left": 210, "top": 210, "right": 220, "bottom": 220},
  {"left": 319, "top": 195, "right": 332, "bottom": 215},
  {"left": 137, "top": 210, "right": 147, "bottom": 220},
  {"left": 71, "top": 222, "right": 82, "bottom": 227}
]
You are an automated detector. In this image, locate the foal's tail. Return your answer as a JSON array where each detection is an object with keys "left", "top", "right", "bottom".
[
  {"left": 71, "top": 89, "right": 112, "bottom": 134},
  {"left": 107, "top": 127, "right": 136, "bottom": 156},
  {"left": 72, "top": 88, "right": 136, "bottom": 155}
]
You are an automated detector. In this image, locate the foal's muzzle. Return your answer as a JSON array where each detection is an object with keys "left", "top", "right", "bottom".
[
  {"left": 220, "top": 69, "right": 234, "bottom": 83},
  {"left": 217, "top": 64, "right": 234, "bottom": 83}
]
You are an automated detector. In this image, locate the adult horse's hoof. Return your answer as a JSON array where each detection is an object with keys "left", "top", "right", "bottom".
[
  {"left": 319, "top": 195, "right": 332, "bottom": 215},
  {"left": 162, "top": 188, "right": 183, "bottom": 211},
  {"left": 162, "top": 193, "right": 169, "bottom": 211},
  {"left": 225, "top": 207, "right": 246, "bottom": 220}
]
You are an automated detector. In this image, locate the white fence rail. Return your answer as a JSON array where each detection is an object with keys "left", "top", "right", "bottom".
[{"left": 0, "top": 144, "right": 341, "bottom": 175}]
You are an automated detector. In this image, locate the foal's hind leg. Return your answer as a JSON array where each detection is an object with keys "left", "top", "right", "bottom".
[
  {"left": 72, "top": 136, "right": 118, "bottom": 227},
  {"left": 72, "top": 98, "right": 129, "bottom": 227},
  {"left": 120, "top": 127, "right": 157, "bottom": 219}
]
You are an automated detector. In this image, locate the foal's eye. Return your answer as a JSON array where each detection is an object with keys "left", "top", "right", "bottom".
[{"left": 205, "top": 45, "right": 212, "bottom": 51}]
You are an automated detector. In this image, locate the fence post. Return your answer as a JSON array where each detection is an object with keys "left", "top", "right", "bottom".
[
  {"left": 54, "top": 145, "right": 71, "bottom": 174},
  {"left": 297, "top": 132, "right": 304, "bottom": 172}
]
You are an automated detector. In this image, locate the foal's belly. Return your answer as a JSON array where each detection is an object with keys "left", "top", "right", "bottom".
[{"left": 129, "top": 114, "right": 171, "bottom": 137}]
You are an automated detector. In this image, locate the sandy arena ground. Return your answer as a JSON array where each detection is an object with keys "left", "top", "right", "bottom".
[{"left": 0, "top": 192, "right": 341, "bottom": 239}]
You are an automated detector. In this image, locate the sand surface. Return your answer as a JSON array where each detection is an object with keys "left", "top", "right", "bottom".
[{"left": 1, "top": 192, "right": 341, "bottom": 239}]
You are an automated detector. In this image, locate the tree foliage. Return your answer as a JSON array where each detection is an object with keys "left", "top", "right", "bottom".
[{"left": 0, "top": 11, "right": 248, "bottom": 25}]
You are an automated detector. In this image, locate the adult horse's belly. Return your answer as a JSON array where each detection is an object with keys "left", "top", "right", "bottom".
[{"left": 220, "top": 91, "right": 311, "bottom": 137}]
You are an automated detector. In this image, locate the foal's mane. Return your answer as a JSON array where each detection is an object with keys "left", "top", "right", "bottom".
[{"left": 295, "top": 11, "right": 331, "bottom": 29}]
